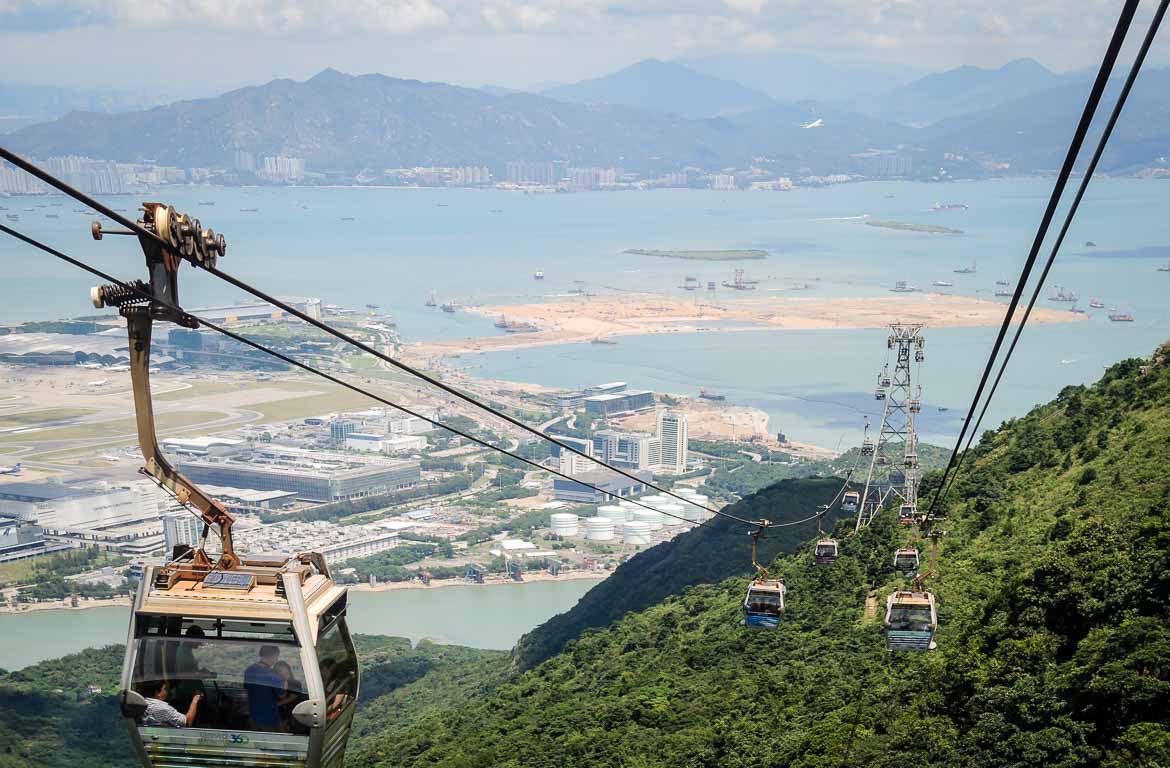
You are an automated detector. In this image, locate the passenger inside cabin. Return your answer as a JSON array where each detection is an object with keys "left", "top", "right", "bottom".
[
  {"left": 274, "top": 660, "right": 307, "bottom": 732},
  {"left": 140, "top": 679, "right": 202, "bottom": 728},
  {"left": 244, "top": 645, "right": 284, "bottom": 731},
  {"left": 172, "top": 625, "right": 209, "bottom": 713}
]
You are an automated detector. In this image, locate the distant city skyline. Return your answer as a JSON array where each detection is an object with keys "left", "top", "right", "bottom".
[{"left": 0, "top": 0, "right": 1165, "bottom": 96}]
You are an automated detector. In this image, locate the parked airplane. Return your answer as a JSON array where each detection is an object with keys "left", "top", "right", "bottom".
[{"left": 0, "top": 462, "right": 22, "bottom": 475}]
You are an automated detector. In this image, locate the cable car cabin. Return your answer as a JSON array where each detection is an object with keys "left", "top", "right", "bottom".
[
  {"left": 874, "top": 387, "right": 887, "bottom": 401},
  {"left": 893, "top": 547, "right": 920, "bottom": 576},
  {"left": 743, "top": 579, "right": 786, "bottom": 629},
  {"left": 898, "top": 503, "right": 917, "bottom": 525},
  {"left": 861, "top": 439, "right": 875, "bottom": 456},
  {"left": 884, "top": 590, "right": 937, "bottom": 651},
  {"left": 841, "top": 490, "right": 860, "bottom": 513},
  {"left": 909, "top": 398, "right": 922, "bottom": 414},
  {"left": 814, "top": 539, "right": 839, "bottom": 565},
  {"left": 118, "top": 554, "right": 359, "bottom": 768}
]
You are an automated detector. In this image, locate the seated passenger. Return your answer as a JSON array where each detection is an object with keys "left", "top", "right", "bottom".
[
  {"left": 274, "top": 660, "right": 306, "bottom": 731},
  {"left": 244, "top": 645, "right": 284, "bottom": 731},
  {"left": 141, "top": 680, "right": 201, "bottom": 728}
]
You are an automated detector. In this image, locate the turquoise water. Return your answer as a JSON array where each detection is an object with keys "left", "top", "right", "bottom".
[
  {"left": 2, "top": 178, "right": 1168, "bottom": 444},
  {"left": 0, "top": 579, "right": 599, "bottom": 670}
]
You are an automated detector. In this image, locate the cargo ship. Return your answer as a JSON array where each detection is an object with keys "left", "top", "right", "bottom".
[
  {"left": 1048, "top": 284, "right": 1078, "bottom": 302},
  {"left": 1109, "top": 312, "right": 1134, "bottom": 322},
  {"left": 698, "top": 388, "right": 726, "bottom": 401}
]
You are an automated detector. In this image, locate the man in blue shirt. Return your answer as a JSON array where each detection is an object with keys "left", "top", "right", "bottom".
[{"left": 243, "top": 645, "right": 283, "bottom": 730}]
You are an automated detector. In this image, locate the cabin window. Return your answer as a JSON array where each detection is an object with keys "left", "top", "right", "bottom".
[
  {"left": 888, "top": 605, "right": 933, "bottom": 630},
  {"left": 746, "top": 593, "right": 783, "bottom": 614},
  {"left": 131, "top": 622, "right": 307, "bottom": 734},
  {"left": 316, "top": 616, "right": 358, "bottom": 721}
]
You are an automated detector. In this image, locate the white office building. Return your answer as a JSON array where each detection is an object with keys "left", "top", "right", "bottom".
[
  {"left": 657, "top": 411, "right": 689, "bottom": 474},
  {"left": 163, "top": 512, "right": 203, "bottom": 553}
]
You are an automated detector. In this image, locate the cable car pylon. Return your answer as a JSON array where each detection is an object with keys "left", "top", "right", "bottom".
[{"left": 856, "top": 323, "right": 925, "bottom": 531}]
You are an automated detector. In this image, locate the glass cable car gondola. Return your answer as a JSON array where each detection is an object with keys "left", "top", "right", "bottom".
[
  {"left": 841, "top": 490, "right": 860, "bottom": 513},
  {"left": 93, "top": 203, "right": 360, "bottom": 768},
  {"left": 884, "top": 590, "right": 937, "bottom": 651},
  {"left": 813, "top": 505, "right": 838, "bottom": 565},
  {"left": 743, "top": 523, "right": 785, "bottom": 629}
]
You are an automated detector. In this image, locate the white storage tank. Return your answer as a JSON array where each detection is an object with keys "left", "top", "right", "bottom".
[
  {"left": 597, "top": 505, "right": 626, "bottom": 526},
  {"left": 623, "top": 520, "right": 652, "bottom": 545},
  {"left": 640, "top": 495, "right": 668, "bottom": 508},
  {"left": 658, "top": 503, "right": 686, "bottom": 525},
  {"left": 681, "top": 494, "right": 709, "bottom": 521},
  {"left": 549, "top": 512, "right": 579, "bottom": 537},
  {"left": 584, "top": 516, "right": 616, "bottom": 541},
  {"left": 633, "top": 508, "right": 664, "bottom": 531},
  {"left": 618, "top": 500, "right": 640, "bottom": 520}
]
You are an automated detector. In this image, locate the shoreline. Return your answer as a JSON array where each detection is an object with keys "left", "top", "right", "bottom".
[
  {"left": 0, "top": 572, "right": 608, "bottom": 616},
  {"left": 408, "top": 292, "right": 1085, "bottom": 358}
]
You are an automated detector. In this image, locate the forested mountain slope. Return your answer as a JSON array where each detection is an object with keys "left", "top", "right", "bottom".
[
  {"left": 513, "top": 477, "right": 846, "bottom": 670},
  {"left": 353, "top": 349, "right": 1170, "bottom": 768}
]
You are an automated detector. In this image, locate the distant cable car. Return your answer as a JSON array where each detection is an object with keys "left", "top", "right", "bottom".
[
  {"left": 93, "top": 203, "right": 360, "bottom": 768},
  {"left": 743, "top": 579, "right": 786, "bottom": 629},
  {"left": 893, "top": 547, "right": 920, "bottom": 576},
  {"left": 743, "top": 524, "right": 785, "bottom": 629},
  {"left": 874, "top": 387, "right": 887, "bottom": 401},
  {"left": 841, "top": 490, "right": 860, "bottom": 512},
  {"left": 915, "top": 349, "right": 925, "bottom": 363},
  {"left": 909, "top": 398, "right": 922, "bottom": 413},
  {"left": 884, "top": 590, "right": 937, "bottom": 651},
  {"left": 879, "top": 374, "right": 891, "bottom": 388},
  {"left": 861, "top": 439, "right": 875, "bottom": 456},
  {"left": 814, "top": 539, "right": 839, "bottom": 565},
  {"left": 898, "top": 503, "right": 916, "bottom": 525}
]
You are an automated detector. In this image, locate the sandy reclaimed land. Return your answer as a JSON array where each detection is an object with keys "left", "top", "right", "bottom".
[
  {"left": 408, "top": 292, "right": 1083, "bottom": 357},
  {"left": 615, "top": 400, "right": 771, "bottom": 442}
]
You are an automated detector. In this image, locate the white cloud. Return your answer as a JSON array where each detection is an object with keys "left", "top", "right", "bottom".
[
  {"left": 724, "top": 0, "right": 765, "bottom": 13},
  {"left": 740, "top": 30, "right": 776, "bottom": 51}
]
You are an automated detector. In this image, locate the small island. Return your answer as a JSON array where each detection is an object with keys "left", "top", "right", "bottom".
[
  {"left": 624, "top": 248, "right": 769, "bottom": 261},
  {"left": 865, "top": 220, "right": 964, "bottom": 235}
]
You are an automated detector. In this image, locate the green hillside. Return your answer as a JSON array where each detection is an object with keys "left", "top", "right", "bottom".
[
  {"left": 512, "top": 477, "right": 848, "bottom": 670},
  {"left": 353, "top": 350, "right": 1170, "bottom": 767},
  {"left": 0, "top": 637, "right": 506, "bottom": 768}
]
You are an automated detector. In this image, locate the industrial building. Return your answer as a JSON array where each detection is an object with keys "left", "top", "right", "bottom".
[
  {"left": 162, "top": 512, "right": 202, "bottom": 554},
  {"left": 555, "top": 436, "right": 597, "bottom": 477},
  {"left": 0, "top": 517, "right": 69, "bottom": 563},
  {"left": 585, "top": 382, "right": 627, "bottom": 397},
  {"left": 178, "top": 448, "right": 420, "bottom": 503},
  {"left": 584, "top": 389, "right": 654, "bottom": 416},
  {"left": 199, "top": 485, "right": 298, "bottom": 515},
  {"left": 555, "top": 392, "right": 585, "bottom": 411},
  {"left": 161, "top": 436, "right": 246, "bottom": 458},
  {"left": 233, "top": 520, "right": 402, "bottom": 564},
  {"left": 592, "top": 429, "right": 661, "bottom": 470},
  {"left": 0, "top": 482, "right": 165, "bottom": 529},
  {"left": 345, "top": 433, "right": 427, "bottom": 454},
  {"left": 553, "top": 469, "right": 651, "bottom": 504}
]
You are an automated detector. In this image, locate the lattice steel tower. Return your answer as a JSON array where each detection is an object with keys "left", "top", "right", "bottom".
[{"left": 855, "top": 323, "right": 925, "bottom": 531}]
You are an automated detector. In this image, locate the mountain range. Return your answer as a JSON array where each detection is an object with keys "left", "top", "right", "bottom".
[{"left": 5, "top": 60, "right": 1169, "bottom": 177}]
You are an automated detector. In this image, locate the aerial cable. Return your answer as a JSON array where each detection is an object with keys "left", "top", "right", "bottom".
[
  {"left": 922, "top": 0, "right": 1141, "bottom": 524},
  {"left": 0, "top": 224, "right": 722, "bottom": 532},
  {"left": 0, "top": 145, "right": 760, "bottom": 525},
  {"left": 932, "top": 0, "right": 1168, "bottom": 511}
]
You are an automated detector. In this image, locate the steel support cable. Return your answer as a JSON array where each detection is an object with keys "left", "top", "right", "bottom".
[
  {"left": 933, "top": 0, "right": 1169, "bottom": 510},
  {"left": 0, "top": 147, "right": 757, "bottom": 528},
  {"left": 0, "top": 224, "right": 722, "bottom": 532},
  {"left": 922, "top": 0, "right": 1141, "bottom": 524}
]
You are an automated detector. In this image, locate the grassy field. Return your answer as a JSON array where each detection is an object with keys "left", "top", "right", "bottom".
[
  {"left": 153, "top": 381, "right": 248, "bottom": 401},
  {"left": 249, "top": 389, "right": 378, "bottom": 422},
  {"left": 0, "top": 550, "right": 127, "bottom": 587},
  {"left": 0, "top": 410, "right": 226, "bottom": 444},
  {"left": 624, "top": 248, "right": 768, "bottom": 260},
  {"left": 0, "top": 408, "right": 93, "bottom": 428}
]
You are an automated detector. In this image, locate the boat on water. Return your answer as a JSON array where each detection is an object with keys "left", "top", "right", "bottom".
[
  {"left": 366, "top": 303, "right": 380, "bottom": 310},
  {"left": 932, "top": 202, "right": 968, "bottom": 211},
  {"left": 198, "top": 201, "right": 216, "bottom": 206},
  {"left": 1089, "top": 298, "right": 1106, "bottom": 309},
  {"left": 953, "top": 257, "right": 976, "bottom": 274},
  {"left": 341, "top": 216, "right": 355, "bottom": 221},
  {"left": 932, "top": 280, "right": 954, "bottom": 288},
  {"left": 995, "top": 279, "right": 1009, "bottom": 286},
  {"left": 45, "top": 213, "right": 59, "bottom": 218},
  {"left": 534, "top": 271, "right": 545, "bottom": 280},
  {"left": 1109, "top": 313, "right": 1135, "bottom": 322},
  {"left": 441, "top": 301, "right": 457, "bottom": 314},
  {"left": 1157, "top": 260, "right": 1170, "bottom": 272},
  {"left": 698, "top": 388, "right": 727, "bottom": 402},
  {"left": 994, "top": 289, "right": 1013, "bottom": 297},
  {"left": 890, "top": 280, "right": 918, "bottom": 293},
  {"left": 424, "top": 291, "right": 437, "bottom": 308},
  {"left": 1070, "top": 306, "right": 1086, "bottom": 314},
  {"left": 240, "top": 207, "right": 259, "bottom": 212},
  {"left": 5, "top": 214, "right": 19, "bottom": 221},
  {"left": 590, "top": 337, "right": 617, "bottom": 345},
  {"left": 1048, "top": 284, "right": 1078, "bottom": 302}
]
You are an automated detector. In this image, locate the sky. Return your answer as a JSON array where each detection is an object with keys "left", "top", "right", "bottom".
[{"left": 0, "top": 0, "right": 1165, "bottom": 95}]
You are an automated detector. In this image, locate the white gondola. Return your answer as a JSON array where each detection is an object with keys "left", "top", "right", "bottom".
[
  {"left": 743, "top": 579, "right": 786, "bottom": 629},
  {"left": 813, "top": 539, "right": 839, "bottom": 565},
  {"left": 893, "top": 547, "right": 920, "bottom": 575},
  {"left": 884, "top": 590, "right": 937, "bottom": 651},
  {"left": 909, "top": 398, "right": 921, "bottom": 414},
  {"left": 91, "top": 203, "right": 361, "bottom": 768},
  {"left": 874, "top": 387, "right": 887, "bottom": 401},
  {"left": 898, "top": 503, "right": 916, "bottom": 525},
  {"left": 841, "top": 490, "right": 860, "bottom": 513},
  {"left": 861, "top": 439, "right": 875, "bottom": 456}
]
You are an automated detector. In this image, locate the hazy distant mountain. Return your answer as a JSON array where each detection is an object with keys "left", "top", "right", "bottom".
[
  {"left": 5, "top": 68, "right": 755, "bottom": 173},
  {"left": 865, "top": 59, "right": 1088, "bottom": 126},
  {"left": 922, "top": 67, "right": 1170, "bottom": 173},
  {"left": 541, "top": 59, "right": 773, "bottom": 118},
  {"left": 680, "top": 52, "right": 919, "bottom": 105},
  {"left": 0, "top": 82, "right": 161, "bottom": 119}
]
